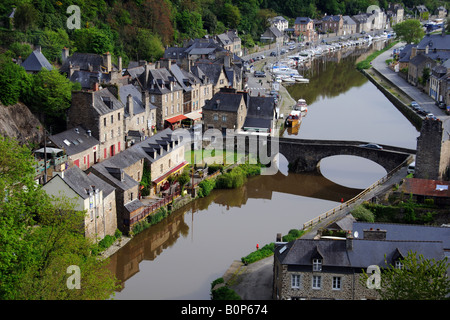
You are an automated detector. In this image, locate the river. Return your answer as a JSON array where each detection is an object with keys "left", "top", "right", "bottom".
[{"left": 107, "top": 40, "right": 420, "bottom": 300}]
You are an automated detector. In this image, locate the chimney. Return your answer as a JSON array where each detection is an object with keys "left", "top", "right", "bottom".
[
  {"left": 346, "top": 232, "right": 353, "bottom": 251},
  {"left": 144, "top": 63, "right": 150, "bottom": 87},
  {"left": 118, "top": 56, "right": 122, "bottom": 74},
  {"left": 103, "top": 52, "right": 112, "bottom": 73},
  {"left": 143, "top": 91, "right": 150, "bottom": 113},
  {"left": 411, "top": 46, "right": 417, "bottom": 59},
  {"left": 363, "top": 228, "right": 387, "bottom": 240},
  {"left": 225, "top": 54, "right": 231, "bottom": 68},
  {"left": 92, "top": 82, "right": 99, "bottom": 92},
  {"left": 127, "top": 94, "right": 134, "bottom": 117},
  {"left": 62, "top": 47, "right": 69, "bottom": 64},
  {"left": 87, "top": 129, "right": 92, "bottom": 136},
  {"left": 425, "top": 45, "right": 429, "bottom": 55}
]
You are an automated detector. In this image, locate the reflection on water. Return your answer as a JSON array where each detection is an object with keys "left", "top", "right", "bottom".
[
  {"left": 108, "top": 171, "right": 363, "bottom": 300},
  {"left": 108, "top": 40, "right": 420, "bottom": 300}
]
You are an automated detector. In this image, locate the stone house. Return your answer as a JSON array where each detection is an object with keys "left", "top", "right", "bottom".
[
  {"left": 351, "top": 14, "right": 371, "bottom": 34},
  {"left": 269, "top": 16, "right": 289, "bottom": 33},
  {"left": 273, "top": 226, "right": 446, "bottom": 300},
  {"left": 342, "top": 16, "right": 356, "bottom": 36},
  {"left": 321, "top": 15, "right": 343, "bottom": 35},
  {"left": 192, "top": 61, "right": 231, "bottom": 95},
  {"left": 407, "top": 52, "right": 436, "bottom": 88},
  {"left": 215, "top": 30, "right": 243, "bottom": 57},
  {"left": 42, "top": 165, "right": 117, "bottom": 240},
  {"left": 49, "top": 127, "right": 100, "bottom": 170},
  {"left": 60, "top": 49, "right": 127, "bottom": 89},
  {"left": 137, "top": 63, "right": 184, "bottom": 130},
  {"left": 119, "top": 84, "right": 157, "bottom": 146},
  {"left": 386, "top": 3, "right": 404, "bottom": 26},
  {"left": 68, "top": 86, "right": 125, "bottom": 161},
  {"left": 429, "top": 61, "right": 449, "bottom": 103},
  {"left": 260, "top": 27, "right": 284, "bottom": 48},
  {"left": 242, "top": 95, "right": 276, "bottom": 134},
  {"left": 294, "top": 17, "right": 315, "bottom": 42},
  {"left": 202, "top": 87, "right": 247, "bottom": 134},
  {"left": 87, "top": 128, "right": 187, "bottom": 234}
]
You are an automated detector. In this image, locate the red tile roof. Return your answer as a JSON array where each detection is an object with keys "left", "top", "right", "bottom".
[{"left": 402, "top": 178, "right": 450, "bottom": 197}]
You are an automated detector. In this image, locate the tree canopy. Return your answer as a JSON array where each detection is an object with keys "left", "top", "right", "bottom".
[
  {"left": 0, "top": 136, "right": 120, "bottom": 299},
  {"left": 392, "top": 19, "right": 425, "bottom": 44}
]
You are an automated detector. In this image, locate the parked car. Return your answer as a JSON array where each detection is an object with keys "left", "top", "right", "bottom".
[
  {"left": 254, "top": 71, "right": 266, "bottom": 78},
  {"left": 426, "top": 113, "right": 437, "bottom": 120},
  {"left": 416, "top": 107, "right": 427, "bottom": 116},
  {"left": 410, "top": 101, "right": 419, "bottom": 110},
  {"left": 359, "top": 143, "right": 383, "bottom": 150},
  {"left": 270, "top": 51, "right": 277, "bottom": 56}
]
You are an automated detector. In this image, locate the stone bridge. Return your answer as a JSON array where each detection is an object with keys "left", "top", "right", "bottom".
[{"left": 232, "top": 135, "right": 416, "bottom": 173}]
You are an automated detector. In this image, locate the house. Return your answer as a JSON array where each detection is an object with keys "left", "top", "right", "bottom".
[
  {"left": 87, "top": 128, "right": 187, "bottom": 234},
  {"left": 321, "top": 15, "right": 343, "bottom": 35},
  {"left": 21, "top": 47, "right": 52, "bottom": 73},
  {"left": 436, "top": 6, "right": 447, "bottom": 19},
  {"left": 400, "top": 178, "right": 450, "bottom": 205},
  {"left": 202, "top": 87, "right": 247, "bottom": 134},
  {"left": 260, "top": 27, "right": 284, "bottom": 47},
  {"left": 68, "top": 86, "right": 125, "bottom": 161},
  {"left": 49, "top": 127, "right": 100, "bottom": 170},
  {"left": 416, "top": 33, "right": 450, "bottom": 55},
  {"left": 119, "top": 84, "right": 157, "bottom": 145},
  {"left": 215, "top": 30, "right": 242, "bottom": 57},
  {"left": 386, "top": 3, "right": 404, "bottom": 26},
  {"left": 137, "top": 63, "right": 185, "bottom": 130},
  {"left": 170, "top": 63, "right": 213, "bottom": 123},
  {"left": 397, "top": 44, "right": 417, "bottom": 71},
  {"left": 351, "top": 14, "right": 371, "bottom": 34},
  {"left": 407, "top": 52, "right": 437, "bottom": 87},
  {"left": 269, "top": 16, "right": 289, "bottom": 33},
  {"left": 273, "top": 223, "right": 447, "bottom": 300},
  {"left": 60, "top": 49, "right": 126, "bottom": 89},
  {"left": 192, "top": 60, "right": 231, "bottom": 95},
  {"left": 294, "top": 17, "right": 315, "bottom": 42},
  {"left": 42, "top": 165, "right": 117, "bottom": 240},
  {"left": 429, "top": 60, "right": 449, "bottom": 103},
  {"left": 242, "top": 95, "right": 276, "bottom": 134},
  {"left": 342, "top": 16, "right": 356, "bottom": 35}
]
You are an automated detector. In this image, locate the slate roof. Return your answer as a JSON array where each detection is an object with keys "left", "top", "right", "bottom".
[
  {"left": 93, "top": 88, "right": 125, "bottom": 115},
  {"left": 49, "top": 127, "right": 99, "bottom": 156},
  {"left": 399, "top": 44, "right": 417, "bottom": 63},
  {"left": 203, "top": 91, "right": 244, "bottom": 112},
  {"left": 21, "top": 49, "right": 53, "bottom": 72},
  {"left": 276, "top": 238, "right": 445, "bottom": 270},
  {"left": 60, "top": 52, "right": 118, "bottom": 74},
  {"left": 343, "top": 16, "right": 356, "bottom": 25},
  {"left": 138, "top": 67, "right": 183, "bottom": 95},
  {"left": 119, "top": 84, "right": 156, "bottom": 117},
  {"left": 295, "top": 17, "right": 312, "bottom": 25},
  {"left": 418, "top": 34, "right": 450, "bottom": 51},
  {"left": 124, "top": 198, "right": 145, "bottom": 214},
  {"left": 322, "top": 15, "right": 342, "bottom": 22},
  {"left": 51, "top": 165, "right": 114, "bottom": 200},
  {"left": 192, "top": 62, "right": 226, "bottom": 86},
  {"left": 352, "top": 221, "right": 450, "bottom": 249},
  {"left": 69, "top": 70, "right": 111, "bottom": 89},
  {"left": 243, "top": 96, "right": 275, "bottom": 130}
]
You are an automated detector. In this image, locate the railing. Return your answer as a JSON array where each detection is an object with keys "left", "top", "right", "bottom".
[
  {"left": 301, "top": 156, "right": 411, "bottom": 230},
  {"left": 130, "top": 187, "right": 182, "bottom": 226}
]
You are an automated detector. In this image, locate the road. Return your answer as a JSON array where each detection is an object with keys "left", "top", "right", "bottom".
[{"left": 369, "top": 41, "right": 450, "bottom": 140}]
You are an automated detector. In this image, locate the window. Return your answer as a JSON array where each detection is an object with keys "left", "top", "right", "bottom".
[
  {"left": 118, "top": 112, "right": 121, "bottom": 121},
  {"left": 213, "top": 114, "right": 218, "bottom": 121},
  {"left": 169, "top": 159, "right": 171, "bottom": 168},
  {"left": 165, "top": 107, "right": 168, "bottom": 116},
  {"left": 313, "top": 259, "right": 322, "bottom": 271},
  {"left": 395, "top": 261, "right": 404, "bottom": 269},
  {"left": 332, "top": 277, "right": 341, "bottom": 290},
  {"left": 104, "top": 133, "right": 107, "bottom": 142},
  {"left": 312, "top": 276, "right": 321, "bottom": 289},
  {"left": 130, "top": 192, "right": 133, "bottom": 201},
  {"left": 111, "top": 115, "right": 114, "bottom": 124},
  {"left": 222, "top": 115, "right": 227, "bottom": 122},
  {"left": 291, "top": 275, "right": 301, "bottom": 289},
  {"left": 104, "top": 118, "right": 107, "bottom": 127},
  {"left": 136, "top": 117, "right": 139, "bottom": 125},
  {"left": 151, "top": 95, "right": 155, "bottom": 103},
  {"left": 118, "top": 127, "right": 121, "bottom": 136},
  {"left": 160, "top": 164, "right": 163, "bottom": 173},
  {"left": 171, "top": 105, "right": 174, "bottom": 114},
  {"left": 110, "top": 130, "right": 113, "bottom": 139}
]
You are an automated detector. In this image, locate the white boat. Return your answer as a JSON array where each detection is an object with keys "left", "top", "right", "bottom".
[
  {"left": 271, "top": 65, "right": 299, "bottom": 76},
  {"left": 282, "top": 77, "right": 296, "bottom": 83},
  {"left": 295, "top": 99, "right": 308, "bottom": 112},
  {"left": 295, "top": 77, "right": 309, "bottom": 83}
]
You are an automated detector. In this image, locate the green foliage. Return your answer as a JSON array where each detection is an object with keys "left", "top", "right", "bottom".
[
  {"left": 13, "top": 2, "right": 39, "bottom": 31},
  {"left": 392, "top": 19, "right": 425, "bottom": 44},
  {"left": 0, "top": 136, "right": 119, "bottom": 299},
  {"left": 198, "top": 179, "right": 215, "bottom": 198},
  {"left": 241, "top": 243, "right": 275, "bottom": 265},
  {"left": 140, "top": 163, "right": 152, "bottom": 196},
  {"left": 37, "top": 28, "right": 71, "bottom": 62},
  {"left": 177, "top": 171, "right": 190, "bottom": 189},
  {"left": 135, "top": 28, "right": 165, "bottom": 63},
  {"left": 211, "top": 286, "right": 241, "bottom": 300},
  {"left": 361, "top": 251, "right": 450, "bottom": 300},
  {"left": 72, "top": 27, "right": 114, "bottom": 55},
  {"left": 356, "top": 41, "right": 399, "bottom": 70},
  {"left": 9, "top": 42, "right": 32, "bottom": 60},
  {"left": 207, "top": 164, "right": 223, "bottom": 175},
  {"left": 282, "top": 229, "right": 304, "bottom": 242},
  {"left": 351, "top": 204, "right": 375, "bottom": 222},
  {"left": 0, "top": 60, "right": 31, "bottom": 106}
]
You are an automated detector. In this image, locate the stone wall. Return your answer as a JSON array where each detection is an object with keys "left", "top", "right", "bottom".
[{"left": 415, "top": 119, "right": 445, "bottom": 180}]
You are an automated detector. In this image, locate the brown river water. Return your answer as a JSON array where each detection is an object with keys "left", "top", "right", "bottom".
[{"left": 107, "top": 40, "right": 419, "bottom": 300}]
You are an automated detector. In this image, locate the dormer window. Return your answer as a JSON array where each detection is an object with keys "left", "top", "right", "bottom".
[
  {"left": 313, "top": 259, "right": 322, "bottom": 271},
  {"left": 395, "top": 261, "right": 404, "bottom": 269}
]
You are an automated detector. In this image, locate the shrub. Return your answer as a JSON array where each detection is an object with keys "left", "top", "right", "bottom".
[
  {"left": 198, "top": 179, "right": 215, "bottom": 198},
  {"left": 241, "top": 243, "right": 275, "bottom": 264},
  {"left": 351, "top": 204, "right": 375, "bottom": 222},
  {"left": 211, "top": 286, "right": 241, "bottom": 300},
  {"left": 282, "top": 229, "right": 303, "bottom": 242},
  {"left": 208, "top": 164, "right": 223, "bottom": 175}
]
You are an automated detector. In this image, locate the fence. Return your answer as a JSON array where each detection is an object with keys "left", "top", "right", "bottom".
[{"left": 301, "top": 156, "right": 411, "bottom": 230}]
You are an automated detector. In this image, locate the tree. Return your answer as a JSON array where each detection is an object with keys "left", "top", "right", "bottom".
[
  {"left": 13, "top": 2, "right": 39, "bottom": 31},
  {"left": 23, "top": 68, "right": 80, "bottom": 130},
  {"left": 0, "top": 136, "right": 120, "bottom": 299},
  {"left": 72, "top": 27, "right": 114, "bottom": 55},
  {"left": 135, "top": 28, "right": 165, "bottom": 62},
  {"left": 361, "top": 251, "right": 450, "bottom": 300},
  {"left": 38, "top": 28, "right": 71, "bottom": 63},
  {"left": 0, "top": 60, "right": 31, "bottom": 106},
  {"left": 393, "top": 19, "right": 425, "bottom": 44}
]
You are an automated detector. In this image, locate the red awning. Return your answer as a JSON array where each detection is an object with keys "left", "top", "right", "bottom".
[
  {"left": 165, "top": 114, "right": 188, "bottom": 123},
  {"left": 152, "top": 161, "right": 189, "bottom": 185}
]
